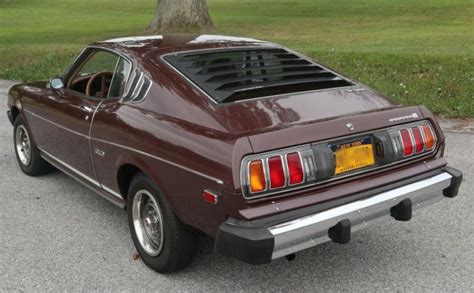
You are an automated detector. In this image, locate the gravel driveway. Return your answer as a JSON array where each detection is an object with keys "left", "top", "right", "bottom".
[{"left": 0, "top": 80, "right": 473, "bottom": 292}]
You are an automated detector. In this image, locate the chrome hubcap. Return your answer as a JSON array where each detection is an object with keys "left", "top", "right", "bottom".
[
  {"left": 132, "top": 190, "right": 164, "bottom": 256},
  {"left": 15, "top": 125, "right": 31, "bottom": 166}
]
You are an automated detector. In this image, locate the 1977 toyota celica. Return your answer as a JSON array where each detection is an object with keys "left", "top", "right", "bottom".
[{"left": 7, "top": 35, "right": 463, "bottom": 273}]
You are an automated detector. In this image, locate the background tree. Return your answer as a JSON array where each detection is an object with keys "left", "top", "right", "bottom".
[{"left": 146, "top": 0, "right": 214, "bottom": 33}]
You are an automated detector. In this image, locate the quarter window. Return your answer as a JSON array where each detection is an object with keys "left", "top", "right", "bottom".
[{"left": 108, "top": 58, "right": 132, "bottom": 99}]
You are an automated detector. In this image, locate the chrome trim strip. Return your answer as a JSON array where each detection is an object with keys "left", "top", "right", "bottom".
[
  {"left": 407, "top": 127, "right": 416, "bottom": 155},
  {"left": 269, "top": 172, "right": 452, "bottom": 259},
  {"left": 23, "top": 110, "right": 223, "bottom": 185},
  {"left": 262, "top": 159, "right": 270, "bottom": 192},
  {"left": 38, "top": 147, "right": 100, "bottom": 187},
  {"left": 129, "top": 74, "right": 153, "bottom": 103},
  {"left": 131, "top": 72, "right": 144, "bottom": 100},
  {"left": 138, "top": 79, "right": 153, "bottom": 102},
  {"left": 24, "top": 109, "right": 90, "bottom": 139},
  {"left": 123, "top": 69, "right": 138, "bottom": 99},
  {"left": 39, "top": 148, "right": 124, "bottom": 208},
  {"left": 39, "top": 146, "right": 123, "bottom": 200},
  {"left": 92, "top": 137, "right": 224, "bottom": 185},
  {"left": 102, "top": 184, "right": 123, "bottom": 199}
]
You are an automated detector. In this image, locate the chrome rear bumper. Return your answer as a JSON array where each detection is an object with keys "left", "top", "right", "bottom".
[
  {"left": 215, "top": 167, "right": 463, "bottom": 265},
  {"left": 269, "top": 172, "right": 451, "bottom": 259}
]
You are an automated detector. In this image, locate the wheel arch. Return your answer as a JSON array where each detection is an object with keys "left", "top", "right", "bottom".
[
  {"left": 114, "top": 159, "right": 193, "bottom": 228},
  {"left": 10, "top": 105, "right": 20, "bottom": 122},
  {"left": 116, "top": 163, "right": 142, "bottom": 201}
]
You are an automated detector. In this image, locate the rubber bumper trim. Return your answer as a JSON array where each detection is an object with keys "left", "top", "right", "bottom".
[
  {"left": 215, "top": 219, "right": 274, "bottom": 265},
  {"left": 443, "top": 166, "right": 463, "bottom": 198}
]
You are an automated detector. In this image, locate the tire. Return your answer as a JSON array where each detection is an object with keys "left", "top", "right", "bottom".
[
  {"left": 13, "top": 116, "right": 51, "bottom": 176},
  {"left": 127, "top": 172, "right": 199, "bottom": 273}
]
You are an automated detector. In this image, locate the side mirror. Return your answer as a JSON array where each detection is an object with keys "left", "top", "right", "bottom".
[{"left": 49, "top": 77, "right": 64, "bottom": 90}]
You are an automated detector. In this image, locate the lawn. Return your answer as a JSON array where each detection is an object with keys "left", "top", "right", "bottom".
[{"left": 0, "top": 0, "right": 472, "bottom": 117}]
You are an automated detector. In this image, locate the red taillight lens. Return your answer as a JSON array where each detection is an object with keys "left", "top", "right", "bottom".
[
  {"left": 399, "top": 129, "right": 414, "bottom": 156},
  {"left": 422, "top": 124, "right": 436, "bottom": 150},
  {"left": 249, "top": 160, "right": 266, "bottom": 193},
  {"left": 268, "top": 156, "right": 285, "bottom": 189},
  {"left": 287, "top": 153, "right": 304, "bottom": 185},
  {"left": 411, "top": 126, "right": 424, "bottom": 153}
]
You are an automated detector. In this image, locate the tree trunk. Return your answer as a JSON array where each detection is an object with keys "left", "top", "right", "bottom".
[{"left": 146, "top": 0, "right": 214, "bottom": 34}]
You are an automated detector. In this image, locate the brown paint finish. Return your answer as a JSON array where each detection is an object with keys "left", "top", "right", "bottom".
[{"left": 6, "top": 35, "right": 449, "bottom": 237}]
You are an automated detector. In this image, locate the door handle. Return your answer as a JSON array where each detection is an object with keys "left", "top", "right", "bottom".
[{"left": 79, "top": 104, "right": 94, "bottom": 113}]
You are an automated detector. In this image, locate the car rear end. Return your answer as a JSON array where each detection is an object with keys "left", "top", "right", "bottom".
[
  {"left": 159, "top": 44, "right": 463, "bottom": 264},
  {"left": 215, "top": 106, "right": 462, "bottom": 264}
]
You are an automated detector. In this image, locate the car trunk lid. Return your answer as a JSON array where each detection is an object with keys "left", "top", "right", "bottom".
[{"left": 212, "top": 87, "right": 400, "bottom": 141}]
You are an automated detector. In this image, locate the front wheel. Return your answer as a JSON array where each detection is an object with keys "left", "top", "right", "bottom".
[
  {"left": 127, "top": 173, "right": 199, "bottom": 273},
  {"left": 13, "top": 116, "right": 51, "bottom": 176}
]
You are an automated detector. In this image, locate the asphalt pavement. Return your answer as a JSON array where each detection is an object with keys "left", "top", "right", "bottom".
[{"left": 0, "top": 80, "right": 473, "bottom": 292}]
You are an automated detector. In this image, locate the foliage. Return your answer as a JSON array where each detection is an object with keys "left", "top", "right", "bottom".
[{"left": 0, "top": 0, "right": 472, "bottom": 117}]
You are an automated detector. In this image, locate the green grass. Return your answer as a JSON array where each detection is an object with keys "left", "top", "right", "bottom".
[{"left": 0, "top": 0, "right": 473, "bottom": 117}]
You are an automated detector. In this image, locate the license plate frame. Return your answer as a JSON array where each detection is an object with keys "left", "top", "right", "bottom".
[{"left": 329, "top": 136, "right": 375, "bottom": 175}]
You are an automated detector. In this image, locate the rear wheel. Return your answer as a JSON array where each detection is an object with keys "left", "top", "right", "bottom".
[
  {"left": 13, "top": 116, "right": 51, "bottom": 176},
  {"left": 127, "top": 173, "right": 199, "bottom": 273}
]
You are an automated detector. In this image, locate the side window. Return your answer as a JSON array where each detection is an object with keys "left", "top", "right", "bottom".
[
  {"left": 68, "top": 50, "right": 131, "bottom": 99},
  {"left": 77, "top": 51, "right": 118, "bottom": 77}
]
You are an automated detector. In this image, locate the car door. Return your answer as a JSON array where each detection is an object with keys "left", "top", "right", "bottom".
[
  {"left": 31, "top": 49, "right": 124, "bottom": 186},
  {"left": 88, "top": 57, "right": 135, "bottom": 198}
]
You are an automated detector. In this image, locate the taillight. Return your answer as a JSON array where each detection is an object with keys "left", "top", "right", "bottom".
[
  {"left": 411, "top": 126, "right": 424, "bottom": 153},
  {"left": 422, "top": 124, "right": 437, "bottom": 150},
  {"left": 287, "top": 153, "right": 304, "bottom": 185},
  {"left": 268, "top": 156, "right": 285, "bottom": 189},
  {"left": 241, "top": 146, "right": 315, "bottom": 198},
  {"left": 393, "top": 122, "right": 437, "bottom": 159},
  {"left": 399, "top": 129, "right": 414, "bottom": 156},
  {"left": 242, "top": 120, "right": 438, "bottom": 199},
  {"left": 249, "top": 160, "right": 266, "bottom": 193}
]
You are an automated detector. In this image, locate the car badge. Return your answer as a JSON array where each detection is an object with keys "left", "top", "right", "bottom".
[
  {"left": 346, "top": 123, "right": 354, "bottom": 131},
  {"left": 389, "top": 112, "right": 419, "bottom": 122}
]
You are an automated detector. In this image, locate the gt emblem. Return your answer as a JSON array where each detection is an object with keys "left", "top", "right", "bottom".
[
  {"left": 346, "top": 123, "right": 354, "bottom": 131},
  {"left": 94, "top": 148, "right": 105, "bottom": 157}
]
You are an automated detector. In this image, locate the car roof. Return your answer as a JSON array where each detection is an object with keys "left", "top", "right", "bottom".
[{"left": 93, "top": 34, "right": 279, "bottom": 58}]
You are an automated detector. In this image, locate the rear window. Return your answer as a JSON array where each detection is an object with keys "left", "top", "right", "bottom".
[{"left": 163, "top": 48, "right": 353, "bottom": 103}]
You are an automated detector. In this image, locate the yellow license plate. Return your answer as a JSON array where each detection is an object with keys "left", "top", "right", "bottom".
[{"left": 332, "top": 138, "right": 375, "bottom": 175}]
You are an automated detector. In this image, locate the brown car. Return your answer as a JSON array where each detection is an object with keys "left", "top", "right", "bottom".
[{"left": 7, "top": 34, "right": 463, "bottom": 273}]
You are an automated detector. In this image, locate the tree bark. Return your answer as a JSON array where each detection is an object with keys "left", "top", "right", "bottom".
[{"left": 146, "top": 0, "right": 214, "bottom": 34}]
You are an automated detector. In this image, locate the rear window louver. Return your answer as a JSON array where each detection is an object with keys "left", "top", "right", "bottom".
[{"left": 163, "top": 48, "right": 353, "bottom": 103}]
